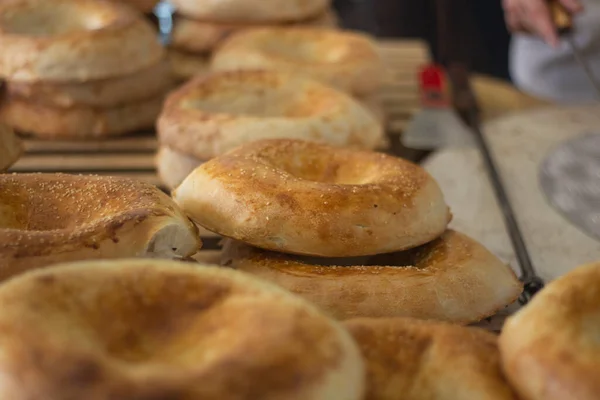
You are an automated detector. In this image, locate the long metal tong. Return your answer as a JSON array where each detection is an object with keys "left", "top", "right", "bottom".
[
  {"left": 437, "top": 0, "right": 544, "bottom": 303},
  {"left": 448, "top": 66, "right": 544, "bottom": 303}
]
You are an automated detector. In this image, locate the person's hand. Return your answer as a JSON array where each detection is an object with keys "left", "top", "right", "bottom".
[{"left": 503, "top": 0, "right": 583, "bottom": 46}]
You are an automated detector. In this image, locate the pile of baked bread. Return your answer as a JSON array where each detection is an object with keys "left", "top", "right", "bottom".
[
  {"left": 156, "top": 12, "right": 387, "bottom": 188},
  {"left": 0, "top": 0, "right": 172, "bottom": 139},
  {"left": 210, "top": 25, "right": 386, "bottom": 116},
  {"left": 167, "top": 0, "right": 338, "bottom": 81},
  {"left": 0, "top": 0, "right": 386, "bottom": 152},
  {"left": 174, "top": 139, "right": 523, "bottom": 323},
  {"left": 0, "top": 138, "right": 598, "bottom": 399},
  {"left": 155, "top": 70, "right": 385, "bottom": 188},
  {"left": 0, "top": 0, "right": 599, "bottom": 398}
]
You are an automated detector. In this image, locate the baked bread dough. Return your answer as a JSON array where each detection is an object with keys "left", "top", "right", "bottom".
[
  {"left": 212, "top": 28, "right": 384, "bottom": 95},
  {"left": 0, "top": 173, "right": 201, "bottom": 281},
  {"left": 0, "top": 0, "right": 164, "bottom": 81},
  {"left": 500, "top": 261, "right": 600, "bottom": 400},
  {"left": 171, "top": 10, "right": 338, "bottom": 54},
  {"left": 0, "top": 259, "right": 365, "bottom": 400},
  {"left": 167, "top": 49, "right": 210, "bottom": 82},
  {"left": 111, "top": 0, "right": 158, "bottom": 13},
  {"left": 221, "top": 230, "right": 523, "bottom": 322},
  {"left": 170, "top": 0, "right": 330, "bottom": 23},
  {"left": 158, "top": 71, "right": 384, "bottom": 160},
  {"left": 6, "top": 60, "right": 173, "bottom": 108},
  {"left": 155, "top": 145, "right": 204, "bottom": 190},
  {"left": 1, "top": 93, "right": 164, "bottom": 139},
  {"left": 175, "top": 139, "right": 450, "bottom": 257},
  {"left": 345, "top": 318, "right": 518, "bottom": 400}
]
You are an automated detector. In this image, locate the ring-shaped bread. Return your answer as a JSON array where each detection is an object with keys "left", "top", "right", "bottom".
[
  {"left": 0, "top": 174, "right": 201, "bottom": 281},
  {"left": 171, "top": 10, "right": 338, "bottom": 54},
  {"left": 154, "top": 147, "right": 218, "bottom": 239},
  {"left": 7, "top": 60, "right": 173, "bottom": 108},
  {"left": 1, "top": 94, "right": 164, "bottom": 139},
  {"left": 0, "top": 0, "right": 164, "bottom": 82},
  {"left": 221, "top": 230, "right": 523, "bottom": 322},
  {"left": 0, "top": 259, "right": 364, "bottom": 399},
  {"left": 158, "top": 72, "right": 384, "bottom": 160},
  {"left": 174, "top": 139, "right": 450, "bottom": 257},
  {"left": 0, "top": 124, "right": 22, "bottom": 172},
  {"left": 156, "top": 145, "right": 204, "bottom": 190},
  {"left": 211, "top": 28, "right": 384, "bottom": 96},
  {"left": 345, "top": 318, "right": 518, "bottom": 400},
  {"left": 170, "top": 0, "right": 330, "bottom": 23},
  {"left": 167, "top": 49, "right": 210, "bottom": 82},
  {"left": 499, "top": 261, "right": 600, "bottom": 400}
]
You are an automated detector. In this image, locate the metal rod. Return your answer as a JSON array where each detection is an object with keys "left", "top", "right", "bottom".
[
  {"left": 445, "top": 63, "right": 544, "bottom": 303},
  {"left": 468, "top": 112, "right": 532, "bottom": 274},
  {"left": 465, "top": 109, "right": 544, "bottom": 303}
]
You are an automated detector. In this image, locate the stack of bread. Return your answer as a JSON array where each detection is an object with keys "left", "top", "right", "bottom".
[
  {"left": 0, "top": 0, "right": 172, "bottom": 140},
  {"left": 173, "top": 138, "right": 523, "bottom": 323},
  {"left": 155, "top": 70, "right": 385, "bottom": 189},
  {"left": 0, "top": 172, "right": 599, "bottom": 400},
  {"left": 167, "top": 0, "right": 338, "bottom": 81},
  {"left": 211, "top": 26, "right": 387, "bottom": 121}
]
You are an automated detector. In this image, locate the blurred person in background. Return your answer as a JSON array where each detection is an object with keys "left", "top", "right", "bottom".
[{"left": 505, "top": 0, "right": 600, "bottom": 103}]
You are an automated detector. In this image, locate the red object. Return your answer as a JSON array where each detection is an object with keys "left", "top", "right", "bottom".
[
  {"left": 419, "top": 64, "right": 445, "bottom": 91},
  {"left": 418, "top": 64, "right": 448, "bottom": 108}
]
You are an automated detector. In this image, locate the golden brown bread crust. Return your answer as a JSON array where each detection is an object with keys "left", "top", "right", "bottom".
[
  {"left": 1, "top": 93, "right": 165, "bottom": 139},
  {"left": 499, "top": 261, "right": 600, "bottom": 400},
  {"left": 6, "top": 59, "right": 173, "bottom": 108},
  {"left": 0, "top": 174, "right": 201, "bottom": 281},
  {"left": 345, "top": 318, "right": 519, "bottom": 400},
  {"left": 153, "top": 146, "right": 218, "bottom": 238},
  {"left": 110, "top": 0, "right": 158, "bottom": 13},
  {"left": 0, "top": 259, "right": 365, "bottom": 399},
  {"left": 167, "top": 49, "right": 210, "bottom": 82},
  {"left": 0, "top": 0, "right": 164, "bottom": 82},
  {"left": 155, "top": 145, "right": 204, "bottom": 190},
  {"left": 158, "top": 71, "right": 383, "bottom": 160},
  {"left": 211, "top": 27, "right": 384, "bottom": 96},
  {"left": 174, "top": 139, "right": 450, "bottom": 257},
  {"left": 221, "top": 230, "right": 523, "bottom": 322},
  {"left": 171, "top": 10, "right": 338, "bottom": 54},
  {"left": 170, "top": 0, "right": 330, "bottom": 23},
  {"left": 0, "top": 124, "right": 22, "bottom": 172}
]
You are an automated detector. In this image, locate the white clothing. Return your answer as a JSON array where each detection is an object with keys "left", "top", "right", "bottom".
[{"left": 510, "top": 0, "right": 600, "bottom": 103}]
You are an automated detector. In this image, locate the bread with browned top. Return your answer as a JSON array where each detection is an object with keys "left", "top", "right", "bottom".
[
  {"left": 0, "top": 0, "right": 164, "bottom": 81},
  {"left": 500, "top": 261, "right": 600, "bottom": 400},
  {"left": 221, "top": 230, "right": 523, "bottom": 322},
  {"left": 174, "top": 139, "right": 450, "bottom": 257},
  {"left": 0, "top": 259, "right": 364, "bottom": 399},
  {"left": 0, "top": 174, "right": 201, "bottom": 280},
  {"left": 345, "top": 317, "right": 518, "bottom": 400}
]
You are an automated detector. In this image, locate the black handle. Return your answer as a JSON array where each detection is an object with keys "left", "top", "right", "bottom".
[{"left": 548, "top": 0, "right": 574, "bottom": 34}]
